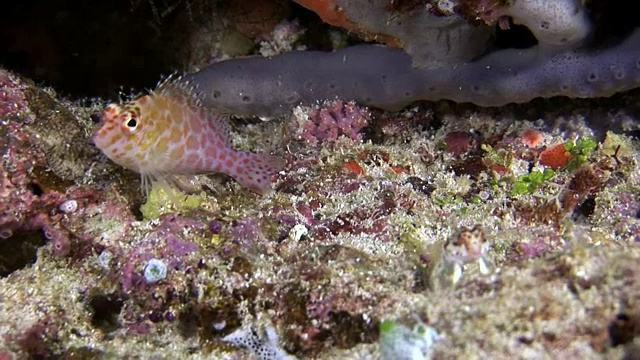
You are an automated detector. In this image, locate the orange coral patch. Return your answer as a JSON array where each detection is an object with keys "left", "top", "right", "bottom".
[
  {"left": 488, "top": 163, "right": 508, "bottom": 176},
  {"left": 539, "top": 143, "right": 571, "bottom": 169},
  {"left": 343, "top": 160, "right": 364, "bottom": 175}
]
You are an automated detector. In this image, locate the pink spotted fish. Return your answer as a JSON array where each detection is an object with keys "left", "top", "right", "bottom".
[{"left": 93, "top": 77, "right": 285, "bottom": 194}]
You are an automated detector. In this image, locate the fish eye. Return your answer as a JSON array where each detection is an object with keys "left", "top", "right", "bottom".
[
  {"left": 121, "top": 112, "right": 140, "bottom": 134},
  {"left": 126, "top": 118, "right": 137, "bottom": 128}
]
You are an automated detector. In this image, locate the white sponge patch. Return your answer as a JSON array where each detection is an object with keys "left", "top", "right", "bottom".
[{"left": 504, "top": 0, "right": 592, "bottom": 45}]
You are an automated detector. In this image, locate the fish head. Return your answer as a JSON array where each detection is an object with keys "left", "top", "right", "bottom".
[{"left": 93, "top": 98, "right": 152, "bottom": 172}]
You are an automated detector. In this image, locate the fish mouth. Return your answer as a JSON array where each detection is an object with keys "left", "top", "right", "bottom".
[
  {"left": 91, "top": 125, "right": 111, "bottom": 150},
  {"left": 91, "top": 115, "right": 120, "bottom": 149}
]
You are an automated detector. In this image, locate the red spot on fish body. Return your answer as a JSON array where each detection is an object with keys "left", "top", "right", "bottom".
[
  {"left": 191, "top": 115, "right": 203, "bottom": 133},
  {"left": 205, "top": 147, "right": 217, "bottom": 158},
  {"left": 204, "top": 131, "right": 215, "bottom": 145},
  {"left": 186, "top": 153, "right": 199, "bottom": 165},
  {"left": 186, "top": 136, "right": 199, "bottom": 150}
]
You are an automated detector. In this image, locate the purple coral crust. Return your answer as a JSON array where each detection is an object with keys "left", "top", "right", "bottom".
[
  {"left": 0, "top": 69, "right": 135, "bottom": 264},
  {"left": 0, "top": 69, "right": 71, "bottom": 256},
  {"left": 95, "top": 213, "right": 207, "bottom": 333},
  {"left": 296, "top": 100, "right": 370, "bottom": 146},
  {"left": 116, "top": 213, "right": 202, "bottom": 292},
  {"left": 0, "top": 69, "right": 30, "bottom": 121}
]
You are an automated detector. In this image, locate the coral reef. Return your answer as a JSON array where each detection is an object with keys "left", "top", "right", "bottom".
[
  {"left": 0, "top": 69, "right": 126, "bottom": 265},
  {"left": 3, "top": 58, "right": 640, "bottom": 357},
  {"left": 1, "top": 1, "right": 640, "bottom": 359}
]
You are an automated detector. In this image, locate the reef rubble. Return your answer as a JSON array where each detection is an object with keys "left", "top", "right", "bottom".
[{"left": 1, "top": 1, "right": 640, "bottom": 359}]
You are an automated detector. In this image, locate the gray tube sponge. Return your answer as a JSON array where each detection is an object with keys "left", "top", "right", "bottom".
[
  {"left": 450, "top": 29, "right": 640, "bottom": 105},
  {"left": 184, "top": 28, "right": 640, "bottom": 118}
]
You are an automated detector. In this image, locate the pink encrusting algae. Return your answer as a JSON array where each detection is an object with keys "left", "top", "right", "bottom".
[{"left": 93, "top": 78, "right": 285, "bottom": 194}]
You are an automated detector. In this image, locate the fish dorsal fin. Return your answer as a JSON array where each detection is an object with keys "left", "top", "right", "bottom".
[
  {"left": 155, "top": 74, "right": 203, "bottom": 109},
  {"left": 155, "top": 74, "right": 233, "bottom": 147}
]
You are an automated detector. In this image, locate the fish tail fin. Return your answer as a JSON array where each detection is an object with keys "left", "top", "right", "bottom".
[{"left": 233, "top": 152, "right": 285, "bottom": 195}]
